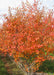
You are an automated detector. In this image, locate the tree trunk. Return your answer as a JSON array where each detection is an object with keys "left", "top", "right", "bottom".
[{"left": 27, "top": 71, "right": 33, "bottom": 75}]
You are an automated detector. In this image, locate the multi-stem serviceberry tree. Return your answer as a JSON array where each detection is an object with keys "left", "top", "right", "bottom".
[{"left": 0, "top": 0, "right": 54, "bottom": 75}]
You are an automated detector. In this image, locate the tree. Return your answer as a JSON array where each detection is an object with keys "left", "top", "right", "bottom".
[{"left": 0, "top": 0, "right": 54, "bottom": 75}]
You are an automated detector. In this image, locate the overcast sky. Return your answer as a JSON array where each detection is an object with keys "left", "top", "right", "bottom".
[
  {"left": 0, "top": 0, "right": 54, "bottom": 12},
  {"left": 0, "top": 0, "right": 54, "bottom": 24}
]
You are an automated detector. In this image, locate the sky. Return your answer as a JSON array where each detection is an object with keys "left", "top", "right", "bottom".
[
  {"left": 0, "top": 0, "right": 54, "bottom": 13},
  {"left": 0, "top": 0, "right": 54, "bottom": 24}
]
